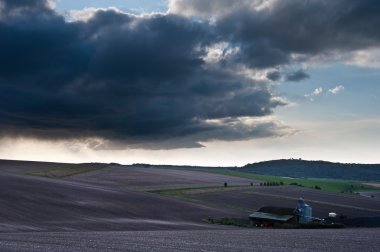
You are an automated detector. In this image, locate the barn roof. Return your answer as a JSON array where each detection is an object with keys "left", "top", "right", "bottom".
[
  {"left": 249, "top": 206, "right": 295, "bottom": 222},
  {"left": 249, "top": 212, "right": 294, "bottom": 222}
]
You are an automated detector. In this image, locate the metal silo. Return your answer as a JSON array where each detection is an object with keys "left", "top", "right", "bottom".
[{"left": 295, "top": 198, "right": 312, "bottom": 223}]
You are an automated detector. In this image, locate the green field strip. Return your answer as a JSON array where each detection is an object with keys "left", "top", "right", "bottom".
[
  {"left": 197, "top": 168, "right": 380, "bottom": 193},
  {"left": 147, "top": 185, "right": 254, "bottom": 197}
]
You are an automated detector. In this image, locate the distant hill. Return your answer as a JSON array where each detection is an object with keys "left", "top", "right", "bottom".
[{"left": 238, "top": 159, "right": 380, "bottom": 182}]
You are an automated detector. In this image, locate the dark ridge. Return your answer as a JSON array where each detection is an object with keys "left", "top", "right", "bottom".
[
  {"left": 239, "top": 159, "right": 380, "bottom": 182},
  {"left": 1, "top": 159, "right": 380, "bottom": 182}
]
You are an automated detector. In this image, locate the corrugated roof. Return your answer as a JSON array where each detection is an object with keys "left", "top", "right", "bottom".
[
  {"left": 249, "top": 212, "right": 294, "bottom": 222},
  {"left": 258, "top": 206, "right": 295, "bottom": 216}
]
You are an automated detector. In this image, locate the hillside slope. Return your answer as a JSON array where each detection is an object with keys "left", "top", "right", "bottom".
[{"left": 0, "top": 172, "right": 241, "bottom": 232}]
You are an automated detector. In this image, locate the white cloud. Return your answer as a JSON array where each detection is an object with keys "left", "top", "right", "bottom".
[
  {"left": 304, "top": 87, "right": 323, "bottom": 99},
  {"left": 345, "top": 48, "right": 380, "bottom": 68},
  {"left": 329, "top": 85, "right": 344, "bottom": 94},
  {"left": 47, "top": 0, "right": 56, "bottom": 9},
  {"left": 68, "top": 7, "right": 123, "bottom": 22},
  {"left": 304, "top": 85, "right": 344, "bottom": 100},
  {"left": 168, "top": 0, "right": 277, "bottom": 19}
]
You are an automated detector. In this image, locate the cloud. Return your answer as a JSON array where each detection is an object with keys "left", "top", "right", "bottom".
[
  {"left": 68, "top": 7, "right": 124, "bottom": 22},
  {"left": 329, "top": 85, "right": 345, "bottom": 94},
  {"left": 304, "top": 85, "right": 344, "bottom": 99},
  {"left": 313, "top": 87, "right": 323, "bottom": 96},
  {"left": 345, "top": 48, "right": 380, "bottom": 68},
  {"left": 172, "top": 0, "right": 380, "bottom": 69},
  {"left": 169, "top": 0, "right": 276, "bottom": 19},
  {"left": 84, "top": 116, "right": 296, "bottom": 150},
  {"left": 0, "top": 0, "right": 53, "bottom": 17},
  {"left": 266, "top": 71, "right": 281, "bottom": 81},
  {"left": 0, "top": 0, "right": 290, "bottom": 149},
  {"left": 285, "top": 70, "right": 310, "bottom": 82},
  {"left": 304, "top": 87, "right": 323, "bottom": 101},
  {"left": 0, "top": 0, "right": 379, "bottom": 149}
]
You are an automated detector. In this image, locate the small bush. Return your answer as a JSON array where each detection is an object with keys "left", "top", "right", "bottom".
[
  {"left": 290, "top": 182, "right": 304, "bottom": 187},
  {"left": 212, "top": 217, "right": 252, "bottom": 228}
]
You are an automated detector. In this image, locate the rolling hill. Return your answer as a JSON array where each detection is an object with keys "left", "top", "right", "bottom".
[{"left": 239, "top": 159, "right": 380, "bottom": 182}]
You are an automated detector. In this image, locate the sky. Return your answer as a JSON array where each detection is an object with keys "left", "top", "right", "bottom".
[{"left": 0, "top": 0, "right": 379, "bottom": 166}]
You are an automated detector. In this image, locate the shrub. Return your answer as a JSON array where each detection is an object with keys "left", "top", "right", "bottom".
[{"left": 212, "top": 217, "right": 252, "bottom": 228}]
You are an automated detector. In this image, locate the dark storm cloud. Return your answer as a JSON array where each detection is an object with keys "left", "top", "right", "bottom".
[
  {"left": 0, "top": 0, "right": 54, "bottom": 17},
  {"left": 0, "top": 0, "right": 290, "bottom": 148},
  {"left": 178, "top": 0, "right": 380, "bottom": 69},
  {"left": 285, "top": 70, "right": 310, "bottom": 82},
  {"left": 2, "top": 0, "right": 379, "bottom": 149},
  {"left": 1, "top": 0, "right": 47, "bottom": 10},
  {"left": 266, "top": 71, "right": 281, "bottom": 82}
]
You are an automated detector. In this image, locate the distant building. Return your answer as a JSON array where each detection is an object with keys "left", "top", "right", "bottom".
[
  {"left": 249, "top": 206, "right": 296, "bottom": 227},
  {"left": 249, "top": 198, "right": 313, "bottom": 227}
]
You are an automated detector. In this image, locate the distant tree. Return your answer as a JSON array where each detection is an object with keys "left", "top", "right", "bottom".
[
  {"left": 315, "top": 185, "right": 321, "bottom": 190},
  {"left": 280, "top": 181, "right": 284, "bottom": 185},
  {"left": 224, "top": 182, "right": 228, "bottom": 187},
  {"left": 250, "top": 182, "right": 253, "bottom": 186}
]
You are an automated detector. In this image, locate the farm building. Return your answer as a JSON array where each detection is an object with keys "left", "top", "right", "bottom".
[
  {"left": 249, "top": 206, "right": 296, "bottom": 227},
  {"left": 249, "top": 198, "right": 313, "bottom": 227}
]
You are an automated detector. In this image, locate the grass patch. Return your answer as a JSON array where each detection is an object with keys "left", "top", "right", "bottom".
[
  {"left": 148, "top": 185, "right": 251, "bottom": 197},
  {"left": 207, "top": 217, "right": 252, "bottom": 228},
  {"left": 27, "top": 163, "right": 106, "bottom": 179},
  {"left": 197, "top": 168, "right": 380, "bottom": 193}
]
